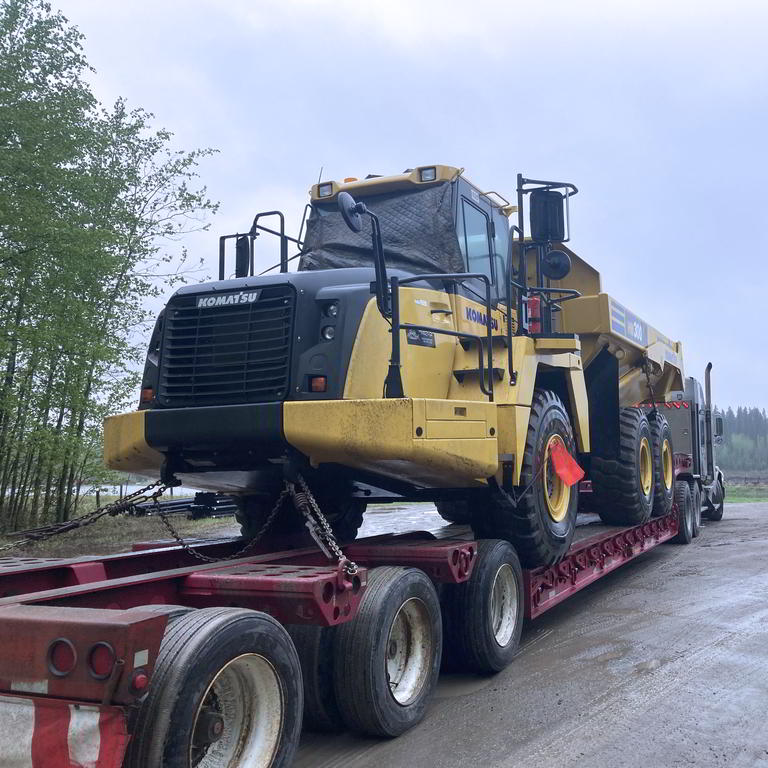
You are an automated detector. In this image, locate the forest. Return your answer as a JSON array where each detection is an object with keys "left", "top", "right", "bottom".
[
  {"left": 716, "top": 405, "right": 768, "bottom": 474},
  {"left": 0, "top": 0, "right": 216, "bottom": 531}
]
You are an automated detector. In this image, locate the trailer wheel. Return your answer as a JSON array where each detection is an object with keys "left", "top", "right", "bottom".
[
  {"left": 592, "top": 408, "right": 654, "bottom": 526},
  {"left": 125, "top": 607, "right": 302, "bottom": 768},
  {"left": 333, "top": 566, "right": 442, "bottom": 737},
  {"left": 286, "top": 624, "right": 343, "bottom": 732},
  {"left": 472, "top": 389, "right": 578, "bottom": 568},
  {"left": 690, "top": 481, "right": 702, "bottom": 537},
  {"left": 672, "top": 480, "right": 694, "bottom": 544},
  {"left": 649, "top": 413, "right": 675, "bottom": 518},
  {"left": 441, "top": 539, "right": 523, "bottom": 674},
  {"left": 435, "top": 500, "right": 471, "bottom": 524}
]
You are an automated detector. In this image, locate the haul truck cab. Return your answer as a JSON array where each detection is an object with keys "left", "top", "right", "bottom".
[{"left": 105, "top": 165, "right": 684, "bottom": 569}]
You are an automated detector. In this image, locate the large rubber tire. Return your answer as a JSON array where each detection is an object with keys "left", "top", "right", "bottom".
[
  {"left": 649, "top": 412, "right": 675, "bottom": 518},
  {"left": 672, "top": 480, "right": 694, "bottom": 545},
  {"left": 592, "top": 408, "right": 655, "bottom": 526},
  {"left": 690, "top": 481, "right": 702, "bottom": 538},
  {"left": 236, "top": 488, "right": 365, "bottom": 543},
  {"left": 333, "top": 566, "right": 442, "bottom": 737},
  {"left": 435, "top": 500, "right": 471, "bottom": 524},
  {"left": 285, "top": 624, "right": 343, "bottom": 733},
  {"left": 471, "top": 389, "right": 578, "bottom": 568},
  {"left": 441, "top": 539, "right": 524, "bottom": 674},
  {"left": 125, "top": 607, "right": 302, "bottom": 768},
  {"left": 706, "top": 479, "right": 725, "bottom": 521}
]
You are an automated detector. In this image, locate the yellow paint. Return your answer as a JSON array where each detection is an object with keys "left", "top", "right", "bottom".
[
  {"left": 283, "top": 398, "right": 498, "bottom": 488},
  {"left": 640, "top": 437, "right": 652, "bottom": 496},
  {"left": 543, "top": 435, "right": 570, "bottom": 522},
  {"left": 662, "top": 438, "right": 673, "bottom": 490},
  {"left": 103, "top": 410, "right": 164, "bottom": 475}
]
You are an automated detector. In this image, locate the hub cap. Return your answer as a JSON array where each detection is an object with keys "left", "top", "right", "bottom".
[
  {"left": 543, "top": 435, "right": 570, "bottom": 523},
  {"left": 662, "top": 439, "right": 673, "bottom": 490},
  {"left": 386, "top": 598, "right": 434, "bottom": 706},
  {"left": 190, "top": 653, "right": 283, "bottom": 768},
  {"left": 639, "top": 437, "right": 653, "bottom": 497},
  {"left": 490, "top": 563, "right": 518, "bottom": 647}
]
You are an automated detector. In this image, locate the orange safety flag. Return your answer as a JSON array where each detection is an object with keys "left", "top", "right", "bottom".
[{"left": 550, "top": 439, "right": 585, "bottom": 486}]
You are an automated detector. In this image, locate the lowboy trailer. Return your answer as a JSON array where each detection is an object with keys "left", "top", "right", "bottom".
[{"left": 0, "top": 476, "right": 693, "bottom": 768}]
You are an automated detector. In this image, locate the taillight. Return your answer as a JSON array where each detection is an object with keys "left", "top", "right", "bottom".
[
  {"left": 48, "top": 638, "right": 77, "bottom": 677},
  {"left": 131, "top": 670, "right": 150, "bottom": 692},
  {"left": 87, "top": 642, "right": 116, "bottom": 680}
]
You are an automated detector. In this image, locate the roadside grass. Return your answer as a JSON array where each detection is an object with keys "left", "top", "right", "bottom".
[
  {"left": 725, "top": 484, "right": 768, "bottom": 503},
  {"left": 0, "top": 507, "right": 239, "bottom": 560}
]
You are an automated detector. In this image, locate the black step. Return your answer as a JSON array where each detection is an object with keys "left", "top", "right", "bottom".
[
  {"left": 459, "top": 335, "right": 509, "bottom": 350},
  {"left": 453, "top": 367, "right": 506, "bottom": 383}
]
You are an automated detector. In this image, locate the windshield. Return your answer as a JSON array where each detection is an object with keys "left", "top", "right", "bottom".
[{"left": 299, "top": 182, "right": 465, "bottom": 275}]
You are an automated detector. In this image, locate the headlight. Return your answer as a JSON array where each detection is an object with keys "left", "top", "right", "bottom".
[
  {"left": 318, "top": 182, "right": 333, "bottom": 198},
  {"left": 321, "top": 326, "right": 335, "bottom": 341},
  {"left": 325, "top": 301, "right": 339, "bottom": 318},
  {"left": 419, "top": 166, "right": 437, "bottom": 182}
]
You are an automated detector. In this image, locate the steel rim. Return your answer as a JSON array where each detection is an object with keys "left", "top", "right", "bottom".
[
  {"left": 543, "top": 435, "right": 570, "bottom": 523},
  {"left": 662, "top": 439, "right": 673, "bottom": 490},
  {"left": 189, "top": 653, "right": 283, "bottom": 768},
  {"left": 490, "top": 563, "right": 518, "bottom": 647},
  {"left": 639, "top": 437, "right": 653, "bottom": 496},
  {"left": 386, "top": 597, "right": 434, "bottom": 706}
]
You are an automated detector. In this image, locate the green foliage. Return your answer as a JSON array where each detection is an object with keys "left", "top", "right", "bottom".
[
  {"left": 715, "top": 405, "right": 768, "bottom": 472},
  {"left": 0, "top": 0, "right": 217, "bottom": 530}
]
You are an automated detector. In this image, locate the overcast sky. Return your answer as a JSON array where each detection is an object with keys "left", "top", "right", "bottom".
[{"left": 57, "top": 0, "right": 768, "bottom": 410}]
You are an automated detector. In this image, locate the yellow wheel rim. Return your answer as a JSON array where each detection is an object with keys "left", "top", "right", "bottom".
[
  {"left": 661, "top": 438, "right": 673, "bottom": 491},
  {"left": 543, "top": 435, "right": 570, "bottom": 523},
  {"left": 639, "top": 437, "right": 652, "bottom": 496}
]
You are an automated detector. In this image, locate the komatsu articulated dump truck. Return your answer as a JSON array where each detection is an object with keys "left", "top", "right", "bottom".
[{"left": 104, "top": 165, "right": 685, "bottom": 568}]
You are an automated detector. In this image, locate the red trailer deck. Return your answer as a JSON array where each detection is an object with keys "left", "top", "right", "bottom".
[{"left": 0, "top": 504, "right": 684, "bottom": 768}]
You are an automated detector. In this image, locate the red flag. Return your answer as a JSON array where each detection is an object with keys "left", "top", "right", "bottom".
[{"left": 550, "top": 438, "right": 585, "bottom": 486}]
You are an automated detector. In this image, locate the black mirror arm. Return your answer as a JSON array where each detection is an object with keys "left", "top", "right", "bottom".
[{"left": 365, "top": 209, "right": 391, "bottom": 317}]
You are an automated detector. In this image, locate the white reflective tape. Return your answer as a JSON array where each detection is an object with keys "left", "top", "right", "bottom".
[
  {"left": 0, "top": 695, "right": 35, "bottom": 767},
  {"left": 133, "top": 648, "right": 149, "bottom": 667},
  {"left": 10, "top": 680, "right": 48, "bottom": 694},
  {"left": 68, "top": 704, "right": 101, "bottom": 767}
]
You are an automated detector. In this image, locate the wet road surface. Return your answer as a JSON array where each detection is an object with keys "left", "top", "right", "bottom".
[{"left": 296, "top": 502, "right": 768, "bottom": 767}]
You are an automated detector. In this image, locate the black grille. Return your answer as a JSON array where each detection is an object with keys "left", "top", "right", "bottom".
[{"left": 157, "top": 285, "right": 295, "bottom": 407}]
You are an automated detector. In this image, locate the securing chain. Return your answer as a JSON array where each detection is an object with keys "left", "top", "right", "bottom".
[
  {"left": 642, "top": 356, "right": 658, "bottom": 416},
  {"left": 0, "top": 481, "right": 170, "bottom": 555},
  {"left": 155, "top": 473, "right": 358, "bottom": 574}
]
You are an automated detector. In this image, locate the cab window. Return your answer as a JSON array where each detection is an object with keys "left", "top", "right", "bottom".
[{"left": 457, "top": 198, "right": 494, "bottom": 288}]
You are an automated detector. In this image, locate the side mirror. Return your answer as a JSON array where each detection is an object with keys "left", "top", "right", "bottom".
[
  {"left": 541, "top": 248, "right": 571, "bottom": 280},
  {"left": 338, "top": 191, "right": 364, "bottom": 233},
  {"left": 235, "top": 235, "right": 250, "bottom": 278},
  {"left": 530, "top": 189, "right": 565, "bottom": 242},
  {"left": 715, "top": 415, "right": 724, "bottom": 437}
]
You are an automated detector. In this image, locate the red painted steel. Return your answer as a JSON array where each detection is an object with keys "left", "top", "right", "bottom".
[
  {"left": 523, "top": 512, "right": 679, "bottom": 619},
  {"left": 181, "top": 563, "right": 366, "bottom": 626}
]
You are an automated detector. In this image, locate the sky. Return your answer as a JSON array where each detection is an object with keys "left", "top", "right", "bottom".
[{"left": 56, "top": 0, "right": 768, "bottom": 410}]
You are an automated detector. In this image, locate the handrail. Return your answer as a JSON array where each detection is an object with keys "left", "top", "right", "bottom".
[{"left": 384, "top": 272, "right": 496, "bottom": 401}]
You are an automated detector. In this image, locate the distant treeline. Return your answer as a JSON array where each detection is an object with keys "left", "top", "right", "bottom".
[
  {"left": 0, "top": 1, "right": 216, "bottom": 531},
  {"left": 716, "top": 406, "right": 768, "bottom": 472}
]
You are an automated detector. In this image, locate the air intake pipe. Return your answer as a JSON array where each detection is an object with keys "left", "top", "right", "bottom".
[{"left": 704, "top": 363, "right": 714, "bottom": 482}]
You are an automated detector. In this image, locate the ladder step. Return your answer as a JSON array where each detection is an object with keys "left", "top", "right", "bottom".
[
  {"left": 459, "top": 335, "right": 509, "bottom": 350},
  {"left": 453, "top": 367, "right": 506, "bottom": 383}
]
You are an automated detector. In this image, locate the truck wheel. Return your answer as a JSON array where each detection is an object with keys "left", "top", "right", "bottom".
[
  {"left": 435, "top": 500, "right": 471, "bottom": 524},
  {"left": 236, "top": 493, "right": 365, "bottom": 543},
  {"left": 125, "top": 607, "right": 302, "bottom": 768},
  {"left": 649, "top": 413, "right": 675, "bottom": 518},
  {"left": 471, "top": 389, "right": 578, "bottom": 568},
  {"left": 333, "top": 566, "right": 442, "bottom": 737},
  {"left": 592, "top": 408, "right": 654, "bottom": 526},
  {"left": 672, "top": 480, "right": 694, "bottom": 544},
  {"left": 689, "top": 481, "right": 702, "bottom": 537},
  {"left": 286, "top": 624, "right": 343, "bottom": 732},
  {"left": 706, "top": 479, "right": 725, "bottom": 521},
  {"left": 441, "top": 539, "right": 523, "bottom": 674}
]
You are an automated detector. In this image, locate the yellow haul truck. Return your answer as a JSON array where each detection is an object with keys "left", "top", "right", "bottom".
[{"left": 104, "top": 166, "right": 684, "bottom": 569}]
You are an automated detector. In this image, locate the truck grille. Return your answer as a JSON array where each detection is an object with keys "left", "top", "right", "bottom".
[{"left": 157, "top": 285, "right": 295, "bottom": 407}]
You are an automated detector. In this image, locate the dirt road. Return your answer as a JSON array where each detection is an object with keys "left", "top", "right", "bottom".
[{"left": 296, "top": 502, "right": 768, "bottom": 768}]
